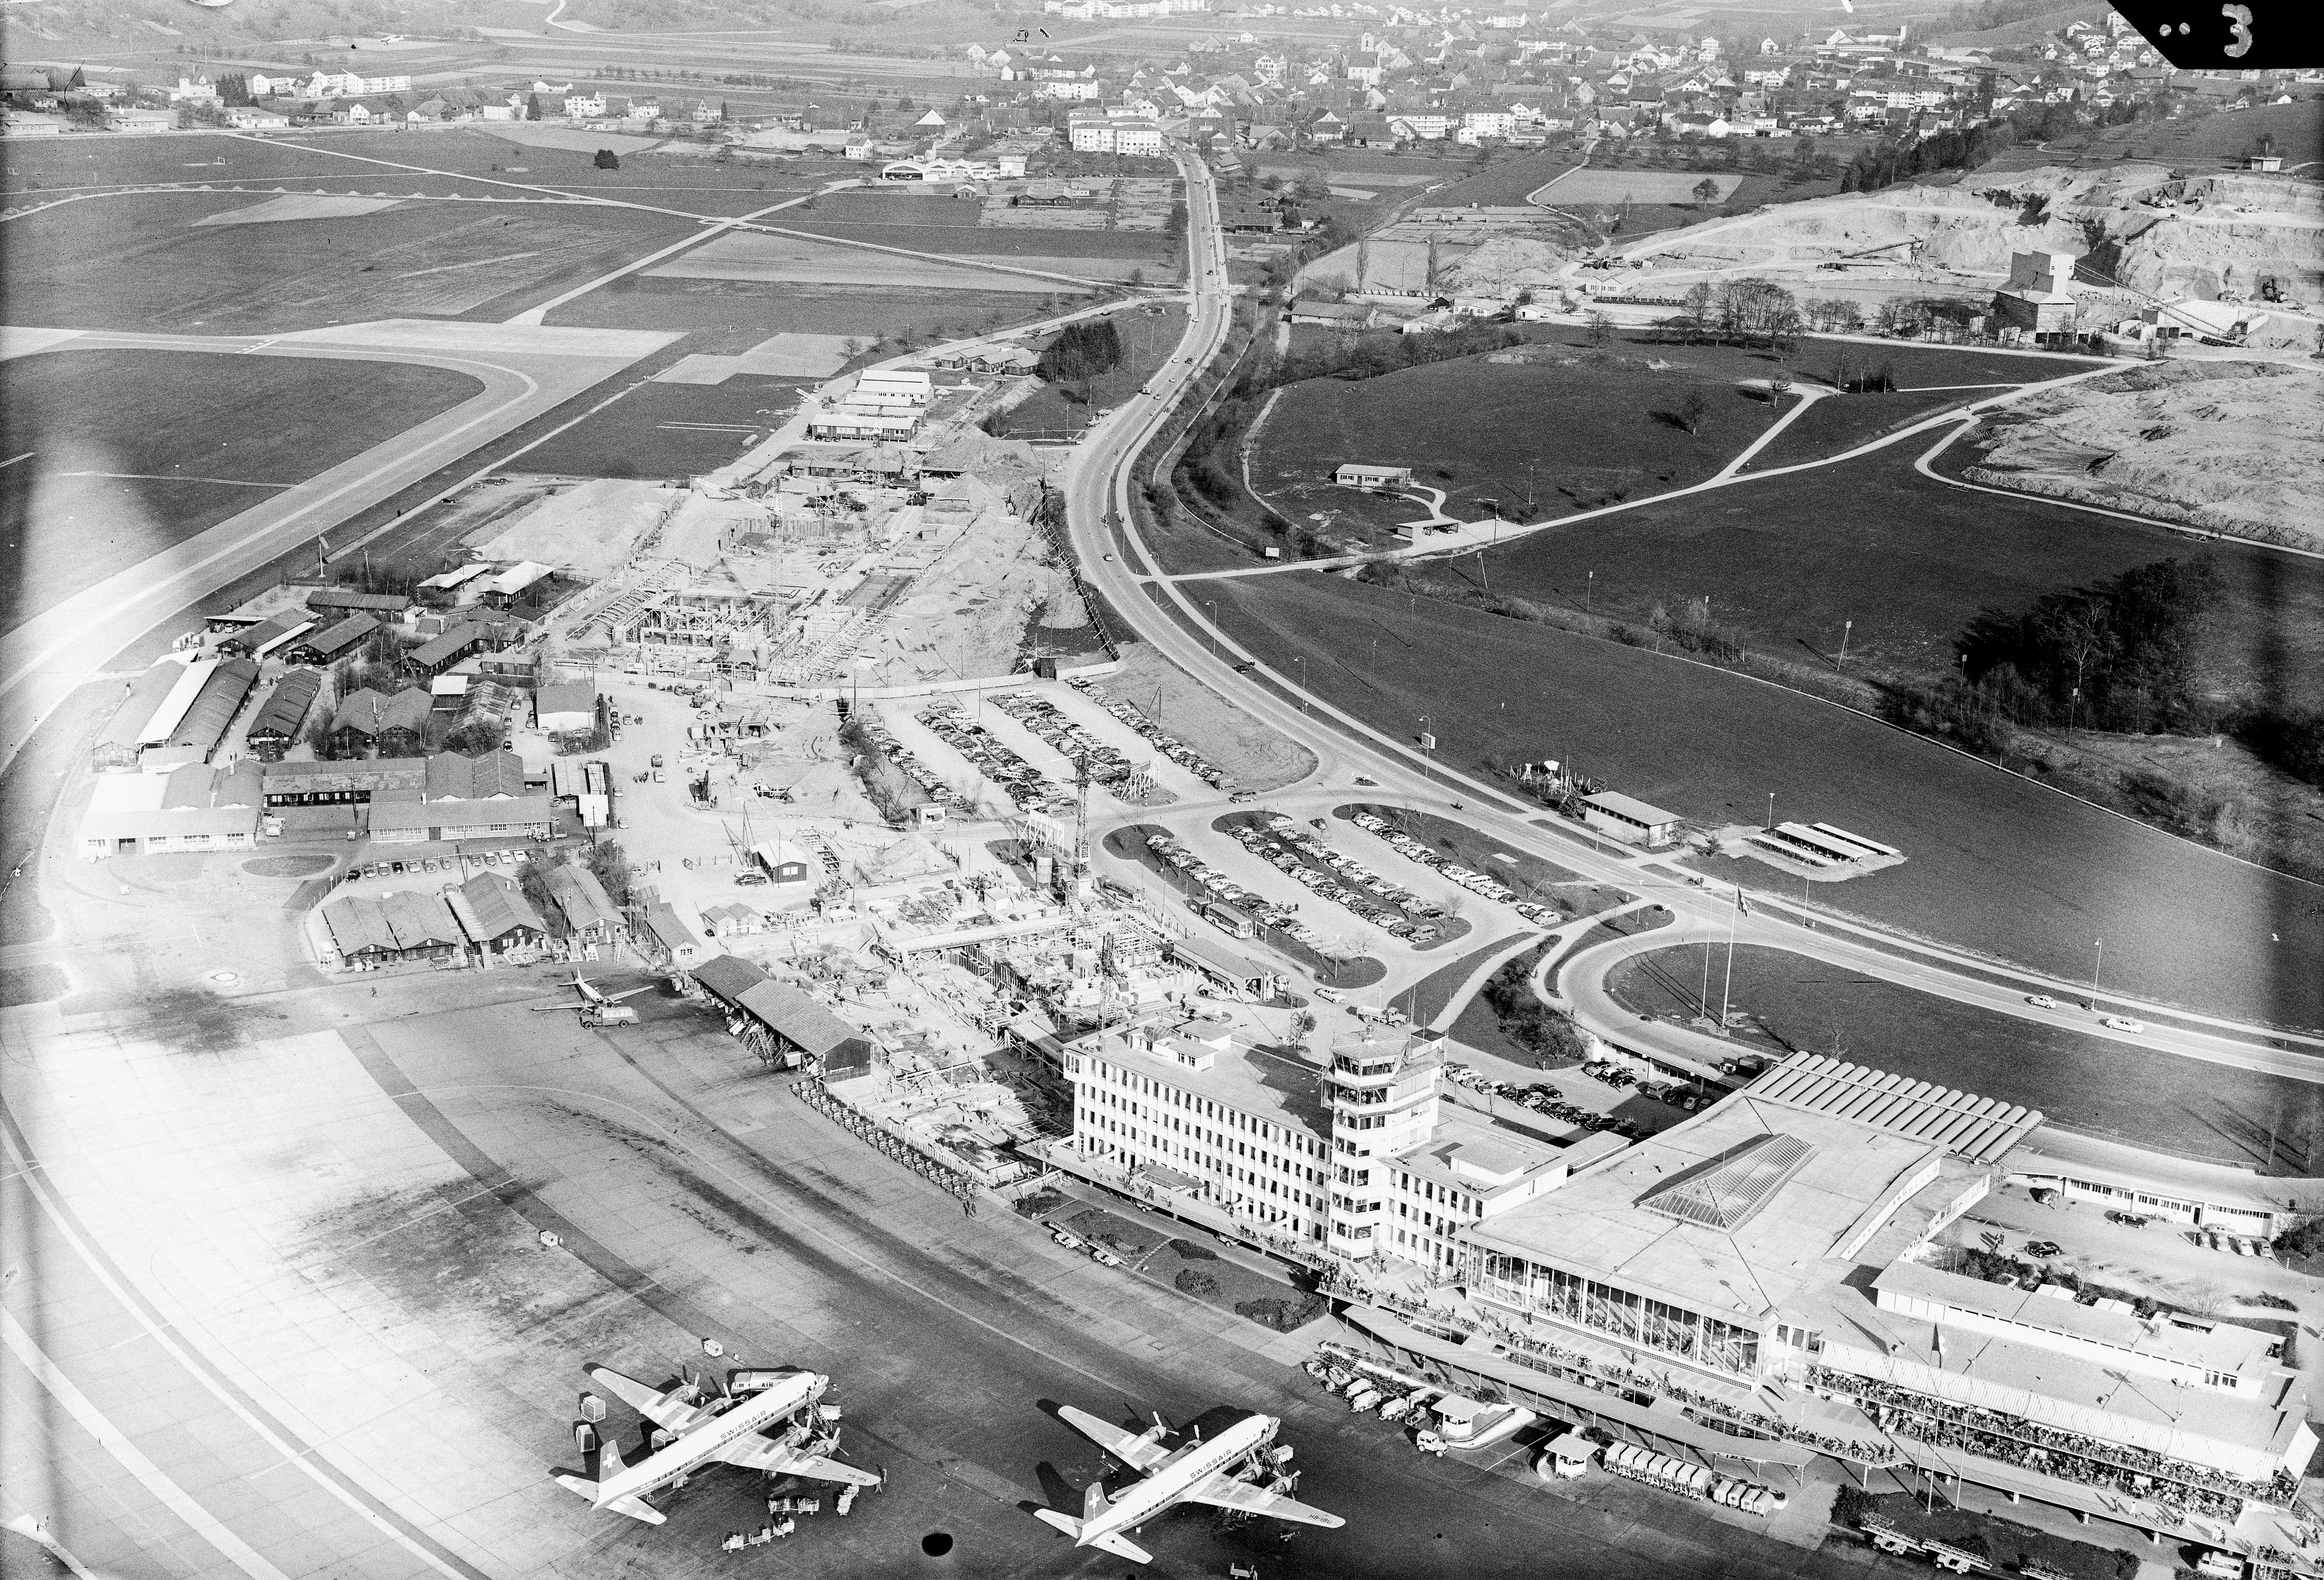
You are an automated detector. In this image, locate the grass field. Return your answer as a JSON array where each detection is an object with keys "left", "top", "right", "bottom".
[
  {"left": 1471, "top": 423, "right": 2324, "bottom": 703},
  {"left": 514, "top": 376, "right": 806, "bottom": 480},
  {"left": 1, "top": 187, "right": 691, "bottom": 332},
  {"left": 0, "top": 349, "right": 483, "bottom": 632},
  {"left": 1250, "top": 349, "right": 1790, "bottom": 538},
  {"left": 1538, "top": 169, "right": 1745, "bottom": 206},
  {"left": 1606, "top": 942, "right": 2324, "bottom": 1169},
  {"left": 1195, "top": 569, "right": 2324, "bottom": 1031},
  {"left": 1420, "top": 144, "right": 1588, "bottom": 208},
  {"left": 548, "top": 276, "right": 1051, "bottom": 346},
  {"left": 783, "top": 215, "right": 1178, "bottom": 263},
  {"left": 1739, "top": 386, "right": 2001, "bottom": 471}
]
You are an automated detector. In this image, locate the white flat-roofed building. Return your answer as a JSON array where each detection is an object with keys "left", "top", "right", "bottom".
[
  {"left": 1579, "top": 790, "right": 1682, "bottom": 847},
  {"left": 1334, "top": 462, "right": 1413, "bottom": 489},
  {"left": 78, "top": 761, "right": 263, "bottom": 859},
  {"left": 854, "top": 369, "right": 933, "bottom": 406},
  {"left": 1356, "top": 1053, "right": 2317, "bottom": 1551}
]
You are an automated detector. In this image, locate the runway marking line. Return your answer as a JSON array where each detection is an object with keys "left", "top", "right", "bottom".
[
  {"left": 1, "top": 1307, "right": 294, "bottom": 1580},
  {"left": 0, "top": 1109, "right": 492, "bottom": 1580}
]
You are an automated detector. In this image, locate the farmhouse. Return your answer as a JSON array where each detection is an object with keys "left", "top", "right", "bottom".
[
  {"left": 1579, "top": 790, "right": 1683, "bottom": 847},
  {"left": 1335, "top": 462, "right": 1414, "bottom": 489}
]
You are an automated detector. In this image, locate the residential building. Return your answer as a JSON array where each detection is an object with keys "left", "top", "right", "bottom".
[{"left": 1334, "top": 462, "right": 1414, "bottom": 488}]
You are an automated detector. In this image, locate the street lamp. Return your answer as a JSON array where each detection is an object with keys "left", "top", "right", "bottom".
[
  {"left": 1837, "top": 619, "right": 1852, "bottom": 669},
  {"left": 1204, "top": 598, "right": 1218, "bottom": 658},
  {"left": 2087, "top": 937, "right": 2103, "bottom": 1011},
  {"left": 1765, "top": 791, "right": 1775, "bottom": 832},
  {"left": 1294, "top": 654, "right": 1307, "bottom": 712}
]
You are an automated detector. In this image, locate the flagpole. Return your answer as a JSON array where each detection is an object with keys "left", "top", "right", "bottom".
[{"left": 1718, "top": 886, "right": 1739, "bottom": 1031}]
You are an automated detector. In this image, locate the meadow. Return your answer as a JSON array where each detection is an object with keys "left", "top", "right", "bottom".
[
  {"left": 0, "top": 349, "right": 482, "bottom": 630},
  {"left": 1191, "top": 569, "right": 2324, "bottom": 1031},
  {"left": 1606, "top": 943, "right": 2324, "bottom": 1169},
  {"left": 1, "top": 186, "right": 691, "bottom": 331}
]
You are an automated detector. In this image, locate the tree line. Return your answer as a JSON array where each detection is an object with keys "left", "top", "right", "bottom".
[{"left": 1036, "top": 320, "right": 1124, "bottom": 384}]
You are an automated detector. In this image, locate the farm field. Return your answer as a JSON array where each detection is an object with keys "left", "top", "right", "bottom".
[
  {"left": 0, "top": 349, "right": 483, "bottom": 631},
  {"left": 0, "top": 187, "right": 692, "bottom": 331},
  {"left": 1605, "top": 942, "right": 2324, "bottom": 1169},
  {"left": 645, "top": 230, "right": 1119, "bottom": 292},
  {"left": 1193, "top": 569, "right": 2324, "bottom": 1031},
  {"left": 784, "top": 218, "right": 1178, "bottom": 264},
  {"left": 1423, "top": 144, "right": 1588, "bottom": 208},
  {"left": 1537, "top": 169, "right": 1744, "bottom": 206},
  {"left": 546, "top": 277, "right": 1050, "bottom": 346},
  {"left": 274, "top": 128, "right": 838, "bottom": 212},
  {"left": 1249, "top": 349, "right": 1796, "bottom": 537},
  {"left": 513, "top": 376, "right": 809, "bottom": 480},
  {"left": 1470, "top": 429, "right": 2324, "bottom": 701}
]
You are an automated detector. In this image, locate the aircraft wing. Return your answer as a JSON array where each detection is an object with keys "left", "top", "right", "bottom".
[
  {"left": 600, "top": 985, "right": 653, "bottom": 1003},
  {"left": 587, "top": 1366, "right": 706, "bottom": 1432},
  {"left": 1185, "top": 1473, "right": 1345, "bottom": 1528},
  {"left": 1056, "top": 1405, "right": 1173, "bottom": 1473},
  {"left": 712, "top": 1438, "right": 883, "bottom": 1487}
]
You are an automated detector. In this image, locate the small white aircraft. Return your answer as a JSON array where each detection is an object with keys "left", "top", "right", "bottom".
[
  {"left": 1035, "top": 1406, "right": 1342, "bottom": 1564},
  {"left": 557, "top": 1364, "right": 879, "bottom": 1525},
  {"left": 531, "top": 973, "right": 653, "bottom": 1018}
]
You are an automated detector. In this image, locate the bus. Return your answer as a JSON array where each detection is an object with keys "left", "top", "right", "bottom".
[{"left": 1198, "top": 899, "right": 1256, "bottom": 939}]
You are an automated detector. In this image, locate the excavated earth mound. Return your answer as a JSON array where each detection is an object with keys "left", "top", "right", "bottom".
[{"left": 1959, "top": 359, "right": 2324, "bottom": 551}]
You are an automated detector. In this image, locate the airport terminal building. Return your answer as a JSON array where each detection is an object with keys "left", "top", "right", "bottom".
[{"left": 1343, "top": 1057, "right": 2318, "bottom": 1567}]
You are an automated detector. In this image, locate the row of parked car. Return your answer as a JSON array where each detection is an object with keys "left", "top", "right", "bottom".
[
  {"left": 1143, "top": 832, "right": 1320, "bottom": 946},
  {"left": 857, "top": 710, "right": 978, "bottom": 817},
  {"left": 911, "top": 701, "right": 1065, "bottom": 815},
  {"left": 342, "top": 849, "right": 527, "bottom": 883},
  {"left": 1229, "top": 815, "right": 1445, "bottom": 944},
  {"left": 987, "top": 691, "right": 1137, "bottom": 790},
  {"left": 1445, "top": 1063, "right": 1648, "bottom": 1139},
  {"left": 1348, "top": 812, "right": 1566, "bottom": 930},
  {"left": 1067, "top": 678, "right": 1228, "bottom": 790}
]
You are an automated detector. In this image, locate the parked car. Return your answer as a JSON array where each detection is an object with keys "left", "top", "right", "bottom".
[
  {"left": 735, "top": 871, "right": 769, "bottom": 886},
  {"left": 2024, "top": 1240, "right": 2062, "bottom": 1258}
]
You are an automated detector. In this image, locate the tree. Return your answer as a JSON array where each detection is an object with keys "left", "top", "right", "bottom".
[
  {"left": 526, "top": 92, "right": 543, "bottom": 120},
  {"left": 1583, "top": 309, "right": 1614, "bottom": 347},
  {"left": 593, "top": 148, "right": 621, "bottom": 169},
  {"left": 1676, "top": 389, "right": 1710, "bottom": 433},
  {"left": 218, "top": 72, "right": 253, "bottom": 106},
  {"left": 1691, "top": 176, "right": 1719, "bottom": 203}
]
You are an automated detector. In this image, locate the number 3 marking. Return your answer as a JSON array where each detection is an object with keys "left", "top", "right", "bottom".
[{"left": 2221, "top": 3, "right": 2254, "bottom": 58}]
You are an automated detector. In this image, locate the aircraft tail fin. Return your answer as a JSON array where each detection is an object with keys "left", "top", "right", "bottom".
[
  {"left": 1033, "top": 1508, "right": 1083, "bottom": 1541},
  {"left": 598, "top": 1436, "right": 626, "bottom": 1480},
  {"left": 1083, "top": 1480, "right": 1111, "bottom": 1521}
]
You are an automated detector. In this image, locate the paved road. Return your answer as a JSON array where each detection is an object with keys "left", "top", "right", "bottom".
[
  {"left": 0, "top": 320, "right": 677, "bottom": 781},
  {"left": 1056, "top": 145, "right": 2324, "bottom": 1105}
]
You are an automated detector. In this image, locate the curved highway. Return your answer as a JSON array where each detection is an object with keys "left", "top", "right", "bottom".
[{"left": 1062, "top": 143, "right": 2324, "bottom": 1097}]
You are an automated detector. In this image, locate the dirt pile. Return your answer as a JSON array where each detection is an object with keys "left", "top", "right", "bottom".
[
  {"left": 1625, "top": 166, "right": 2324, "bottom": 311},
  {"left": 1439, "top": 233, "right": 1595, "bottom": 295},
  {"left": 1960, "top": 359, "right": 2324, "bottom": 551},
  {"left": 469, "top": 478, "right": 673, "bottom": 578}
]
